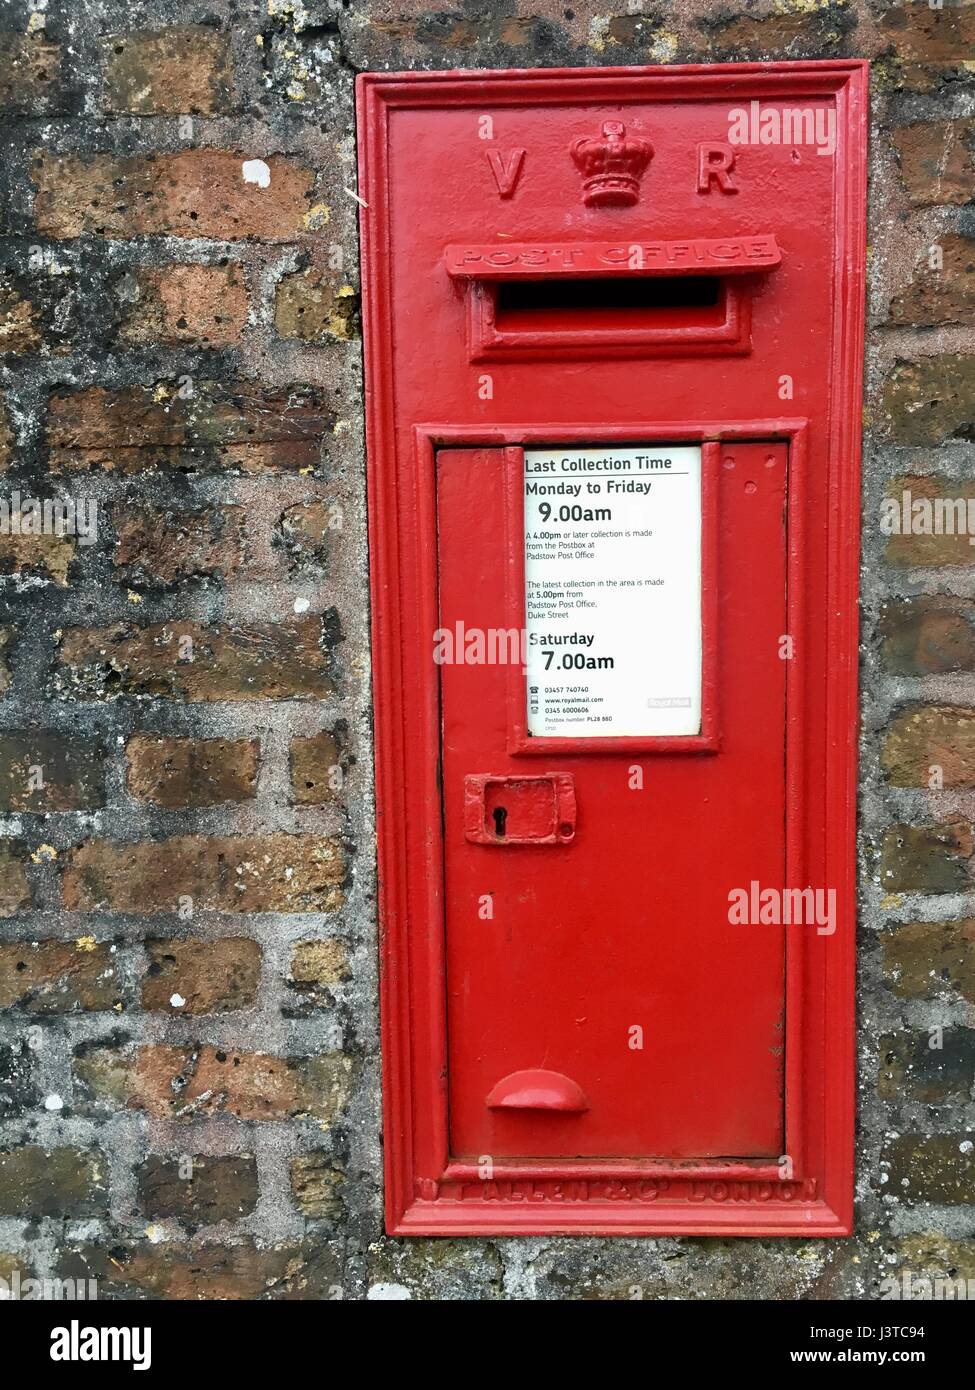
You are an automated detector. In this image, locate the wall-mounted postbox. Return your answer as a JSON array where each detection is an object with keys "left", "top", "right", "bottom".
[{"left": 358, "top": 61, "right": 866, "bottom": 1236}]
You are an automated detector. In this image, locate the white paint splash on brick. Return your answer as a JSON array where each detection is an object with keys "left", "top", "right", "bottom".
[
  {"left": 242, "top": 159, "right": 271, "bottom": 188},
  {"left": 367, "top": 1283, "right": 412, "bottom": 1300}
]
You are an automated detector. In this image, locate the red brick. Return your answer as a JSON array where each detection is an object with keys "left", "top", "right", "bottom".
[
  {"left": 883, "top": 477, "right": 975, "bottom": 567},
  {"left": 290, "top": 730, "right": 344, "bottom": 804},
  {"left": 0, "top": 1147, "right": 107, "bottom": 1218},
  {"left": 63, "top": 834, "right": 344, "bottom": 913},
  {"left": 118, "top": 265, "right": 249, "bottom": 347},
  {"left": 601, "top": 14, "right": 666, "bottom": 48},
  {"left": 102, "top": 28, "right": 234, "bottom": 116},
  {"left": 55, "top": 617, "right": 337, "bottom": 701},
  {"left": 275, "top": 269, "right": 359, "bottom": 342},
  {"left": 881, "top": 356, "right": 975, "bottom": 445},
  {"left": 888, "top": 236, "right": 975, "bottom": 328},
  {"left": 369, "top": 14, "right": 476, "bottom": 47},
  {"left": 0, "top": 275, "right": 41, "bottom": 354},
  {"left": 32, "top": 150, "right": 315, "bottom": 242},
  {"left": 878, "top": 3, "right": 975, "bottom": 91},
  {"left": 0, "top": 270, "right": 74, "bottom": 359},
  {"left": 882, "top": 705, "right": 975, "bottom": 788},
  {"left": 57, "top": 1238, "right": 341, "bottom": 1300},
  {"left": 136, "top": 1154, "right": 258, "bottom": 1227},
  {"left": 879, "top": 819, "right": 973, "bottom": 895},
  {"left": 142, "top": 938, "right": 262, "bottom": 1014},
  {"left": 0, "top": 940, "right": 118, "bottom": 1014},
  {"left": 47, "top": 382, "right": 332, "bottom": 475},
  {"left": 113, "top": 505, "right": 250, "bottom": 586},
  {"left": 126, "top": 735, "right": 259, "bottom": 808},
  {"left": 0, "top": 34, "right": 62, "bottom": 115},
  {"left": 286, "top": 939, "right": 350, "bottom": 1016},
  {"left": 892, "top": 120, "right": 975, "bottom": 207},
  {"left": 291, "top": 939, "right": 349, "bottom": 987},
  {"left": 0, "top": 626, "right": 11, "bottom": 693},
  {"left": 699, "top": 6, "right": 855, "bottom": 58},
  {"left": 0, "top": 842, "right": 31, "bottom": 918},
  {"left": 0, "top": 529, "right": 75, "bottom": 587},
  {"left": 880, "top": 598, "right": 975, "bottom": 676},
  {"left": 882, "top": 919, "right": 975, "bottom": 1004},
  {"left": 75, "top": 1042, "right": 352, "bottom": 1124},
  {"left": 0, "top": 732, "right": 104, "bottom": 811},
  {"left": 276, "top": 501, "right": 336, "bottom": 575},
  {"left": 290, "top": 1153, "right": 343, "bottom": 1220},
  {"left": 0, "top": 402, "right": 12, "bottom": 472}
]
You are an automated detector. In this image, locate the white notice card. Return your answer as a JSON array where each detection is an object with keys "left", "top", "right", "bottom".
[{"left": 524, "top": 444, "right": 703, "bottom": 738}]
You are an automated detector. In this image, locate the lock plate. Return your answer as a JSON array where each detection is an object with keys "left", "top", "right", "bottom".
[{"left": 463, "top": 773, "right": 576, "bottom": 846}]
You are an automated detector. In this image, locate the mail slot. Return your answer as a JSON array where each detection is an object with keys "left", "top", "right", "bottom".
[{"left": 358, "top": 61, "right": 867, "bottom": 1236}]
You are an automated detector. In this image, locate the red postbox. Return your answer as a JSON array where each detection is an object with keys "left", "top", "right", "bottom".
[{"left": 358, "top": 61, "right": 867, "bottom": 1236}]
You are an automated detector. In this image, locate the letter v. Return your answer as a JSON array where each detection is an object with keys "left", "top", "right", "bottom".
[{"left": 486, "top": 149, "right": 525, "bottom": 199}]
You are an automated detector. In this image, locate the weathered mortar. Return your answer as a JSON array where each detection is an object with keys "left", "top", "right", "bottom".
[{"left": 0, "top": 0, "right": 970, "bottom": 1299}]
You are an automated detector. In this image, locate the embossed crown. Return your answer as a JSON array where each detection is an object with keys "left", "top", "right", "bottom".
[{"left": 570, "top": 121, "right": 653, "bottom": 208}]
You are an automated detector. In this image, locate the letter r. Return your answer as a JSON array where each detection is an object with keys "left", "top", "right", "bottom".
[{"left": 698, "top": 143, "right": 737, "bottom": 194}]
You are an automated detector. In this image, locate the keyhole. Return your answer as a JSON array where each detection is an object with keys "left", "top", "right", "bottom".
[{"left": 492, "top": 806, "right": 508, "bottom": 838}]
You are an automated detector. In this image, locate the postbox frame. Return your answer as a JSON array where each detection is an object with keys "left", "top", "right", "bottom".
[{"left": 358, "top": 61, "right": 867, "bottom": 1236}]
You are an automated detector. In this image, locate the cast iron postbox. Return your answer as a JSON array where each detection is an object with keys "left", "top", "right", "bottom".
[{"left": 357, "top": 61, "right": 866, "bottom": 1236}]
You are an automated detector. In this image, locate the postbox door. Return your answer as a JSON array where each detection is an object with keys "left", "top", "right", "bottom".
[{"left": 438, "top": 442, "right": 789, "bottom": 1160}]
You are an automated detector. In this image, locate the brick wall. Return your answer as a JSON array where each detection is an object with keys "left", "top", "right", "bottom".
[{"left": 0, "top": 0, "right": 971, "bottom": 1300}]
